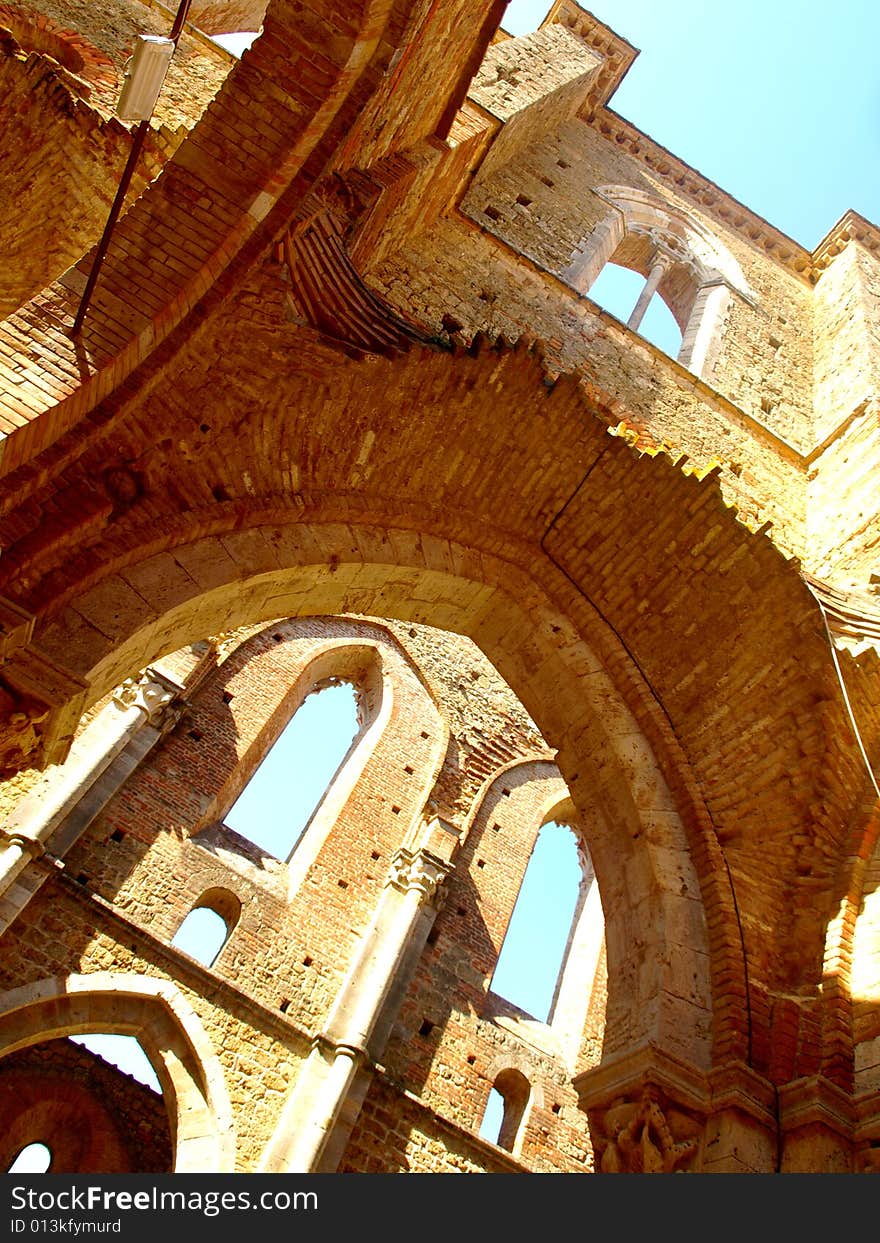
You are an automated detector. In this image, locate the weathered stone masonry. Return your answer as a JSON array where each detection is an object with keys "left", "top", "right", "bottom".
[{"left": 0, "top": 0, "right": 879, "bottom": 1173}]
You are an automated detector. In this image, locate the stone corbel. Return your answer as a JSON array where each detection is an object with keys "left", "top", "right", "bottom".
[{"left": 575, "top": 1045, "right": 777, "bottom": 1173}]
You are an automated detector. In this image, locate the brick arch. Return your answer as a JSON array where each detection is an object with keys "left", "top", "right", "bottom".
[
  {"left": 18, "top": 528, "right": 735, "bottom": 1074},
  {"left": 0, "top": 1063, "right": 169, "bottom": 1173},
  {"left": 0, "top": 0, "right": 497, "bottom": 477},
  {"left": 0, "top": 973, "right": 235, "bottom": 1172}
]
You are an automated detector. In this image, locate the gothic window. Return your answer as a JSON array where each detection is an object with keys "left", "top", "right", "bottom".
[
  {"left": 224, "top": 681, "right": 361, "bottom": 860},
  {"left": 170, "top": 888, "right": 240, "bottom": 967},
  {"left": 489, "top": 821, "right": 583, "bottom": 1022},
  {"left": 479, "top": 1068, "right": 531, "bottom": 1152},
  {"left": 8, "top": 1141, "right": 51, "bottom": 1173}
]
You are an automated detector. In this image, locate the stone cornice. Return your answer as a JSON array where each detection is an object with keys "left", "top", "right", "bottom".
[
  {"left": 812, "top": 210, "right": 880, "bottom": 277},
  {"left": 586, "top": 108, "right": 815, "bottom": 281},
  {"left": 541, "top": 0, "right": 637, "bottom": 107}
]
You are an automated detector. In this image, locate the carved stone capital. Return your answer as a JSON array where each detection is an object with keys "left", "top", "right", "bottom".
[
  {"left": 113, "top": 669, "right": 183, "bottom": 730},
  {"left": 575, "top": 1046, "right": 777, "bottom": 1173},
  {"left": 591, "top": 1085, "right": 703, "bottom": 1173},
  {"left": 386, "top": 847, "right": 453, "bottom": 908},
  {"left": 0, "top": 645, "right": 88, "bottom": 774}
]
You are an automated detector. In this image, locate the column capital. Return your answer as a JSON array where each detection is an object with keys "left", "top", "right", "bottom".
[
  {"left": 575, "top": 1045, "right": 777, "bottom": 1172},
  {"left": 113, "top": 668, "right": 184, "bottom": 730},
  {"left": 386, "top": 846, "right": 453, "bottom": 908}
]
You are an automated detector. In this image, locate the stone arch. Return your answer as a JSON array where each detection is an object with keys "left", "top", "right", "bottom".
[
  {"left": 0, "top": 973, "right": 235, "bottom": 1172},
  {"left": 481, "top": 1058, "right": 538, "bottom": 1156},
  {"left": 17, "top": 527, "right": 730, "bottom": 1075}
]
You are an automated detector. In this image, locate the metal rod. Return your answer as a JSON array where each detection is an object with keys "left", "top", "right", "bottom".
[{"left": 69, "top": 0, "right": 194, "bottom": 337}]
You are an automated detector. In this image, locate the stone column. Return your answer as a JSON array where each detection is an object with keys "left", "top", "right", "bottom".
[
  {"left": 259, "top": 836, "right": 454, "bottom": 1173},
  {"left": 0, "top": 669, "right": 184, "bottom": 933},
  {"left": 626, "top": 256, "right": 669, "bottom": 333}
]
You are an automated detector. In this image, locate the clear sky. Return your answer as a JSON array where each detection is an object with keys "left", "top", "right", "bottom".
[{"left": 503, "top": 0, "right": 880, "bottom": 249}]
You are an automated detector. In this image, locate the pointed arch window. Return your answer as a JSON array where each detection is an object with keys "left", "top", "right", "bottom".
[
  {"left": 489, "top": 821, "right": 583, "bottom": 1022},
  {"left": 563, "top": 184, "right": 756, "bottom": 377},
  {"left": 224, "top": 681, "right": 360, "bottom": 859}
]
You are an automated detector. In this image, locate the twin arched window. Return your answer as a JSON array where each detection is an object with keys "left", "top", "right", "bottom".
[{"left": 564, "top": 184, "right": 755, "bottom": 378}]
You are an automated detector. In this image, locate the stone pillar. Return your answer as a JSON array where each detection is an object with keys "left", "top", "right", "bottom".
[
  {"left": 259, "top": 834, "right": 454, "bottom": 1173},
  {"left": 575, "top": 1046, "right": 778, "bottom": 1172},
  {"left": 626, "top": 256, "right": 669, "bottom": 333},
  {"left": 0, "top": 668, "right": 185, "bottom": 933}
]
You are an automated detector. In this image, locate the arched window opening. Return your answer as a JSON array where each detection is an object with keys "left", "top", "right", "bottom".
[
  {"left": 8, "top": 1141, "right": 51, "bottom": 1173},
  {"left": 564, "top": 185, "right": 755, "bottom": 378},
  {"left": 489, "top": 821, "right": 582, "bottom": 1022},
  {"left": 69, "top": 1034, "right": 161, "bottom": 1092},
  {"left": 478, "top": 1069, "right": 531, "bottom": 1152},
  {"left": 170, "top": 887, "right": 240, "bottom": 968},
  {"left": 586, "top": 260, "right": 683, "bottom": 357},
  {"left": 224, "top": 681, "right": 360, "bottom": 859}
]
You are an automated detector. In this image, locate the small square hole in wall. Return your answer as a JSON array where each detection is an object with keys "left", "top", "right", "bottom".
[
  {"left": 516, "top": 194, "right": 532, "bottom": 207},
  {"left": 272, "top": 632, "right": 283, "bottom": 642},
  {"left": 477, "top": 859, "right": 486, "bottom": 869},
  {"left": 391, "top": 805, "right": 401, "bottom": 815},
  {"left": 441, "top": 313, "right": 463, "bottom": 334},
  {"left": 337, "top": 879, "right": 349, "bottom": 889},
  {"left": 222, "top": 690, "right": 233, "bottom": 704},
  {"left": 419, "top": 1019, "right": 435, "bottom": 1037},
  {"left": 456, "top": 906, "right": 467, "bottom": 917},
  {"left": 484, "top": 205, "right": 502, "bottom": 221},
  {"left": 467, "top": 1055, "right": 476, "bottom": 1065},
  {"left": 420, "top": 731, "right": 429, "bottom": 739},
  {"left": 110, "top": 828, "right": 126, "bottom": 843},
  {"left": 502, "top": 788, "right": 510, "bottom": 797},
  {"left": 404, "top": 765, "right": 414, "bottom": 775},
  {"left": 540, "top": 175, "right": 554, "bottom": 187},
  {"left": 279, "top": 999, "right": 291, "bottom": 1013},
  {"left": 551, "top": 1103, "right": 561, "bottom": 1115},
  {"left": 491, "top": 822, "right": 500, "bottom": 832},
  {"left": 557, "top": 158, "right": 570, "bottom": 169},
  {"left": 371, "top": 851, "right": 380, "bottom": 861},
  {"left": 188, "top": 728, "right": 203, "bottom": 741},
  {"left": 303, "top": 956, "right": 313, "bottom": 967},
  {"left": 76, "top": 873, "right": 89, "bottom": 886}
]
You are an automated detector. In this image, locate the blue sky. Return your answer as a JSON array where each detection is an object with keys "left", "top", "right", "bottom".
[{"left": 504, "top": 0, "right": 880, "bottom": 249}]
